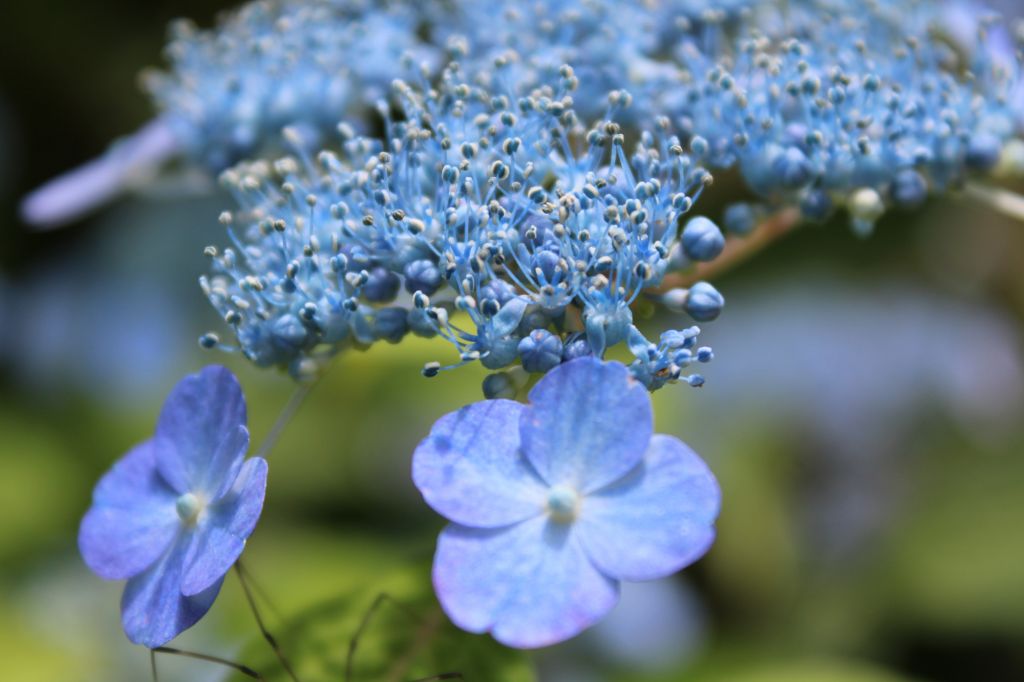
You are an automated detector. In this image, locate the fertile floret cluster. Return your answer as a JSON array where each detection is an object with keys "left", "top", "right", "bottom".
[
  {"left": 658, "top": 1, "right": 1024, "bottom": 233},
  {"left": 145, "top": 0, "right": 436, "bottom": 170},
  {"left": 23, "top": 0, "right": 1023, "bottom": 232},
  {"left": 201, "top": 63, "right": 724, "bottom": 391},
  {"left": 137, "top": 0, "right": 1024, "bottom": 235}
]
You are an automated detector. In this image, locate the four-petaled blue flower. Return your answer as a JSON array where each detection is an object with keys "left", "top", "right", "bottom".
[
  {"left": 78, "top": 365, "right": 268, "bottom": 647},
  {"left": 413, "top": 357, "right": 720, "bottom": 648}
]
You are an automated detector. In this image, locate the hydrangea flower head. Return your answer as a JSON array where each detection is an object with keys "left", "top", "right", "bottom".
[
  {"left": 202, "top": 62, "right": 719, "bottom": 390},
  {"left": 413, "top": 357, "right": 720, "bottom": 647},
  {"left": 78, "top": 366, "right": 268, "bottom": 647}
]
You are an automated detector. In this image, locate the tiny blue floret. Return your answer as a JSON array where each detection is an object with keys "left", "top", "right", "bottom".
[
  {"left": 78, "top": 366, "right": 268, "bottom": 648},
  {"left": 682, "top": 216, "right": 726, "bottom": 262},
  {"left": 413, "top": 357, "right": 720, "bottom": 648}
]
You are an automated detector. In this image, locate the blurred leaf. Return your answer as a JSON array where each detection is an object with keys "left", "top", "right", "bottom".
[
  {"left": 869, "top": 440, "right": 1024, "bottom": 633},
  {"left": 701, "top": 427, "right": 802, "bottom": 619},
  {"left": 0, "top": 411, "right": 85, "bottom": 562},
  {"left": 228, "top": 566, "right": 534, "bottom": 682},
  {"left": 691, "top": 657, "right": 917, "bottom": 682}
]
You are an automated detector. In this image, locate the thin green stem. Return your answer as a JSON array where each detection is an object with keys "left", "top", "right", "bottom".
[{"left": 255, "top": 378, "right": 318, "bottom": 460}]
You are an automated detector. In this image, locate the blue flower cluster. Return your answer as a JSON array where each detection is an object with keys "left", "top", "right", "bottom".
[
  {"left": 23, "top": 0, "right": 1022, "bottom": 232},
  {"left": 657, "top": 1, "right": 1024, "bottom": 234},
  {"left": 202, "top": 63, "right": 723, "bottom": 390},
  {"left": 144, "top": 0, "right": 437, "bottom": 171},
  {"left": 123, "top": 0, "right": 1024, "bottom": 228}
]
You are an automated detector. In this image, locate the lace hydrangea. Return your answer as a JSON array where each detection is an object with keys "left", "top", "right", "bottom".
[
  {"left": 23, "top": 0, "right": 1022, "bottom": 233},
  {"left": 201, "top": 62, "right": 723, "bottom": 391},
  {"left": 413, "top": 357, "right": 720, "bottom": 647},
  {"left": 656, "top": 1, "right": 1024, "bottom": 233}
]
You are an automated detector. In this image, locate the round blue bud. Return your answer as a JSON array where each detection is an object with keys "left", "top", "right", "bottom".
[
  {"left": 517, "top": 309, "right": 553, "bottom": 337},
  {"left": 682, "top": 216, "right": 726, "bottom": 262},
  {"left": 480, "top": 279, "right": 516, "bottom": 306},
  {"left": 518, "top": 329, "right": 563, "bottom": 373},
  {"left": 480, "top": 336, "right": 520, "bottom": 370},
  {"left": 533, "top": 249, "right": 560, "bottom": 283},
  {"left": 271, "top": 314, "right": 309, "bottom": 348},
  {"left": 370, "top": 306, "right": 409, "bottom": 344},
  {"left": 684, "top": 282, "right": 724, "bottom": 322},
  {"left": 562, "top": 337, "right": 593, "bottom": 361},
  {"left": 407, "top": 307, "right": 438, "bottom": 338},
  {"left": 404, "top": 259, "right": 443, "bottom": 295},
  {"left": 690, "top": 135, "right": 709, "bottom": 157},
  {"left": 772, "top": 146, "right": 814, "bottom": 190},
  {"left": 965, "top": 132, "right": 1001, "bottom": 171},
  {"left": 723, "top": 203, "right": 756, "bottom": 235},
  {"left": 482, "top": 372, "right": 516, "bottom": 399},
  {"left": 800, "top": 189, "right": 834, "bottom": 223},
  {"left": 319, "top": 306, "right": 352, "bottom": 344},
  {"left": 890, "top": 169, "right": 928, "bottom": 209},
  {"left": 362, "top": 267, "right": 401, "bottom": 303}
]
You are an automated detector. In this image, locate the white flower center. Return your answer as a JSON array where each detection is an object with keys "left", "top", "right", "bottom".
[
  {"left": 546, "top": 485, "right": 580, "bottom": 523},
  {"left": 175, "top": 492, "right": 204, "bottom": 526}
]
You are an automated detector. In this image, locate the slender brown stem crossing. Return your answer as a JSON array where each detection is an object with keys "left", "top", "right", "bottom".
[
  {"left": 656, "top": 207, "right": 802, "bottom": 291},
  {"left": 235, "top": 562, "right": 301, "bottom": 682},
  {"left": 150, "top": 646, "right": 265, "bottom": 680}
]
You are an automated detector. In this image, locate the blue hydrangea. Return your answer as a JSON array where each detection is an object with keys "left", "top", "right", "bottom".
[
  {"left": 78, "top": 366, "right": 267, "bottom": 647},
  {"left": 202, "top": 62, "right": 721, "bottom": 390},
  {"left": 22, "top": 0, "right": 1023, "bottom": 233},
  {"left": 658, "top": 1, "right": 1024, "bottom": 233},
  {"left": 144, "top": 1, "right": 437, "bottom": 171},
  {"left": 412, "top": 357, "right": 720, "bottom": 647}
]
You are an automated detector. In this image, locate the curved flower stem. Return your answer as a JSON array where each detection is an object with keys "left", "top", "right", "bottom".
[
  {"left": 235, "top": 560, "right": 285, "bottom": 622},
  {"left": 344, "top": 594, "right": 462, "bottom": 682},
  {"left": 254, "top": 377, "right": 319, "bottom": 460},
  {"left": 964, "top": 181, "right": 1024, "bottom": 222},
  {"left": 235, "top": 562, "right": 301, "bottom": 682},
  {"left": 345, "top": 593, "right": 416, "bottom": 682},
  {"left": 149, "top": 646, "right": 264, "bottom": 680},
  {"left": 656, "top": 207, "right": 802, "bottom": 291}
]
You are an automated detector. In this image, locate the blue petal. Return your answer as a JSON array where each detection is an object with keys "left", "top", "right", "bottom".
[
  {"left": 491, "top": 296, "right": 529, "bottom": 337},
  {"left": 78, "top": 440, "right": 180, "bottom": 580},
  {"left": 121, "top": 533, "right": 224, "bottom": 648},
  {"left": 154, "top": 366, "right": 247, "bottom": 496},
  {"left": 181, "top": 457, "right": 268, "bottom": 596},
  {"left": 433, "top": 517, "right": 619, "bottom": 649},
  {"left": 519, "top": 358, "right": 652, "bottom": 493},
  {"left": 577, "top": 435, "right": 720, "bottom": 582},
  {"left": 414, "top": 400, "right": 547, "bottom": 528},
  {"left": 205, "top": 425, "right": 250, "bottom": 501}
]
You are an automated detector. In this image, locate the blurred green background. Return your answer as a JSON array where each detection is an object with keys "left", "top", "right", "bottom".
[{"left": 1, "top": 2, "right": 1024, "bottom": 681}]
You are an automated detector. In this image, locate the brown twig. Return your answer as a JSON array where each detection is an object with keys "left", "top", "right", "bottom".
[
  {"left": 235, "top": 563, "right": 301, "bottom": 682},
  {"left": 656, "top": 207, "right": 802, "bottom": 291}
]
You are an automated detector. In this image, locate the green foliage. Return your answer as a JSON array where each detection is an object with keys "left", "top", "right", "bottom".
[{"left": 228, "top": 561, "right": 535, "bottom": 682}]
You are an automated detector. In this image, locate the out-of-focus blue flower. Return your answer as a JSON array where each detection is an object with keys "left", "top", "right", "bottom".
[
  {"left": 662, "top": 1, "right": 1023, "bottom": 233},
  {"left": 23, "top": 0, "right": 1023, "bottom": 232},
  {"left": 413, "top": 357, "right": 720, "bottom": 648},
  {"left": 78, "top": 366, "right": 267, "bottom": 647},
  {"left": 21, "top": 0, "right": 437, "bottom": 228}
]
